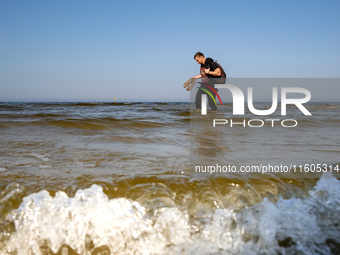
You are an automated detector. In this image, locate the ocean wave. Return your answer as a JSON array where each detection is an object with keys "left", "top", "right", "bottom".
[
  {"left": 0, "top": 117, "right": 177, "bottom": 130},
  {"left": 1, "top": 173, "right": 339, "bottom": 255},
  {"left": 0, "top": 113, "right": 66, "bottom": 119}
]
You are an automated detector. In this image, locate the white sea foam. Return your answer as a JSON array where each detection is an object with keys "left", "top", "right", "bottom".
[
  {"left": 31, "top": 153, "right": 50, "bottom": 162},
  {"left": 39, "top": 165, "right": 52, "bottom": 169},
  {"left": 2, "top": 172, "right": 340, "bottom": 255}
]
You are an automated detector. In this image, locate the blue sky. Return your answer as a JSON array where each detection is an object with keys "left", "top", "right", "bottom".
[{"left": 1, "top": 0, "right": 339, "bottom": 102}]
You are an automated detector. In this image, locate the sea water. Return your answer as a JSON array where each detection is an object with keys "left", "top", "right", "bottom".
[{"left": 0, "top": 102, "right": 339, "bottom": 254}]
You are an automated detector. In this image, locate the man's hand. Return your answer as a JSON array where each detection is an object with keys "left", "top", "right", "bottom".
[{"left": 205, "top": 68, "right": 210, "bottom": 74}]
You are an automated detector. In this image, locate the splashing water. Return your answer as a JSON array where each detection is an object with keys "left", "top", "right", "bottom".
[{"left": 0, "top": 172, "right": 338, "bottom": 255}]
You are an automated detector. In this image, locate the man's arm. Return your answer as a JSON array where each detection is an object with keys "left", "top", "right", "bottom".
[
  {"left": 192, "top": 74, "right": 202, "bottom": 79},
  {"left": 205, "top": 68, "right": 221, "bottom": 76},
  {"left": 191, "top": 67, "right": 221, "bottom": 79}
]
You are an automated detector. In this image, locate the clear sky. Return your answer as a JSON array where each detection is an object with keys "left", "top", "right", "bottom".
[{"left": 1, "top": 0, "right": 339, "bottom": 102}]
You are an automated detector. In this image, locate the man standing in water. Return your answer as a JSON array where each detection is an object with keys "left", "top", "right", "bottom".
[{"left": 192, "top": 52, "right": 222, "bottom": 112}]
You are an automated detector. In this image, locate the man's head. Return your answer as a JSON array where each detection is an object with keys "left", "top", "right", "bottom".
[{"left": 194, "top": 52, "right": 206, "bottom": 65}]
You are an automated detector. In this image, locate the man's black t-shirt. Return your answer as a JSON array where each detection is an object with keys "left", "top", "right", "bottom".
[
  {"left": 200, "top": 57, "right": 221, "bottom": 87},
  {"left": 200, "top": 57, "right": 221, "bottom": 79}
]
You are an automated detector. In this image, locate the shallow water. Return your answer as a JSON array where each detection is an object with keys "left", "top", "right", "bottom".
[{"left": 0, "top": 102, "right": 339, "bottom": 255}]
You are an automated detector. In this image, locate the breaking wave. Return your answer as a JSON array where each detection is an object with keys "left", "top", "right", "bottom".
[{"left": 1, "top": 173, "right": 339, "bottom": 255}]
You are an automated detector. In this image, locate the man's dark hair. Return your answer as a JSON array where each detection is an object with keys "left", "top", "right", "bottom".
[{"left": 194, "top": 52, "right": 205, "bottom": 59}]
